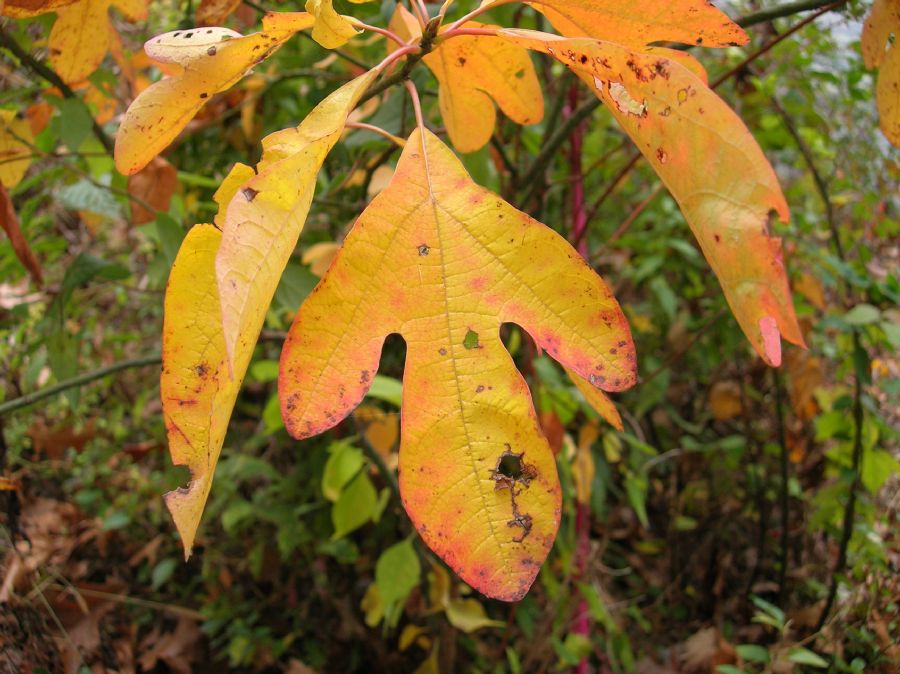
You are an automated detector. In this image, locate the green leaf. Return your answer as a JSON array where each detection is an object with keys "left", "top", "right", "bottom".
[
  {"left": 322, "top": 441, "right": 366, "bottom": 502},
  {"left": 736, "top": 644, "right": 770, "bottom": 664},
  {"left": 375, "top": 538, "right": 420, "bottom": 609},
  {"left": 331, "top": 470, "right": 377, "bottom": 539},
  {"left": 843, "top": 303, "right": 881, "bottom": 325},
  {"left": 715, "top": 666, "right": 747, "bottom": 674},
  {"left": 55, "top": 98, "right": 94, "bottom": 152},
  {"left": 57, "top": 179, "right": 123, "bottom": 219},
  {"left": 151, "top": 558, "right": 178, "bottom": 590},
  {"left": 624, "top": 474, "right": 649, "bottom": 528},
  {"left": 787, "top": 647, "right": 829, "bottom": 668},
  {"left": 366, "top": 375, "right": 403, "bottom": 407}
]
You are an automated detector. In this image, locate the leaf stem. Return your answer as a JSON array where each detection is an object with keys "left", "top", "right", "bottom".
[
  {"left": 405, "top": 80, "right": 426, "bottom": 133},
  {"left": 348, "top": 18, "right": 407, "bottom": 47},
  {"left": 0, "top": 25, "right": 114, "bottom": 154},
  {"left": 345, "top": 121, "right": 406, "bottom": 147},
  {"left": 444, "top": 0, "right": 516, "bottom": 33},
  {"left": 0, "top": 355, "right": 162, "bottom": 417}
]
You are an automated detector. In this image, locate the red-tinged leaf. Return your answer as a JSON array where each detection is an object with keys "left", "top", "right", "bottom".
[
  {"left": 216, "top": 70, "right": 377, "bottom": 373},
  {"left": 196, "top": 0, "right": 241, "bottom": 25},
  {"left": 500, "top": 29, "right": 804, "bottom": 365},
  {"left": 279, "top": 128, "right": 635, "bottom": 600},
  {"left": 0, "top": 0, "right": 78, "bottom": 17},
  {"left": 161, "top": 224, "right": 253, "bottom": 556},
  {"left": 114, "top": 12, "right": 315, "bottom": 175},
  {"left": 566, "top": 366, "right": 623, "bottom": 431},
  {"left": 127, "top": 156, "right": 179, "bottom": 225},
  {"left": 0, "top": 184, "right": 44, "bottom": 286}
]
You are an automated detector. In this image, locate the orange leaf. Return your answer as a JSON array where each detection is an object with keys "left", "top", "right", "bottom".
[
  {"left": 391, "top": 6, "right": 544, "bottom": 153},
  {"left": 500, "top": 29, "right": 804, "bottom": 365},
  {"left": 0, "top": 183, "right": 43, "bottom": 285},
  {"left": 115, "top": 12, "right": 315, "bottom": 175},
  {"left": 279, "top": 128, "right": 635, "bottom": 600},
  {"left": 484, "top": 0, "right": 748, "bottom": 48},
  {"left": 196, "top": 0, "right": 241, "bottom": 25},
  {"left": 861, "top": 0, "right": 900, "bottom": 146},
  {"left": 0, "top": 0, "right": 77, "bottom": 17},
  {"left": 127, "top": 156, "right": 179, "bottom": 225},
  {"left": 43, "top": 0, "right": 148, "bottom": 84}
]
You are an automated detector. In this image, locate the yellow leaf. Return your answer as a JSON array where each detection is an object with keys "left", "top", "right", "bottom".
[
  {"left": 352, "top": 404, "right": 399, "bottom": 464},
  {"left": 571, "top": 439, "right": 594, "bottom": 506},
  {"left": 360, "top": 583, "right": 384, "bottom": 627},
  {"left": 392, "top": 7, "right": 544, "bottom": 153},
  {"left": 302, "top": 241, "right": 341, "bottom": 277},
  {"left": 398, "top": 624, "right": 430, "bottom": 652},
  {"left": 445, "top": 598, "right": 505, "bottom": 632},
  {"left": 212, "top": 162, "right": 255, "bottom": 227},
  {"left": 566, "top": 365, "right": 623, "bottom": 430},
  {"left": 216, "top": 70, "right": 377, "bottom": 372},
  {"left": 280, "top": 128, "right": 635, "bottom": 600},
  {"left": 161, "top": 224, "right": 254, "bottom": 556},
  {"left": 0, "top": 110, "right": 34, "bottom": 188},
  {"left": 500, "top": 29, "right": 804, "bottom": 366},
  {"left": 45, "top": 0, "right": 148, "bottom": 84},
  {"left": 861, "top": 0, "right": 900, "bottom": 146},
  {"left": 114, "top": 12, "right": 315, "bottom": 175},
  {"left": 305, "top": 0, "right": 359, "bottom": 49}
]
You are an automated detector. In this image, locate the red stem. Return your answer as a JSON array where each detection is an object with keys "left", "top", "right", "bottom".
[{"left": 567, "top": 85, "right": 589, "bottom": 258}]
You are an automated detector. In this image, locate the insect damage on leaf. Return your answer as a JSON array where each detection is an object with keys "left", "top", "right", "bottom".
[{"left": 279, "top": 128, "right": 636, "bottom": 601}]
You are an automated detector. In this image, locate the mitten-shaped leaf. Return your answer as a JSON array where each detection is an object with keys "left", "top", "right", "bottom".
[
  {"left": 216, "top": 70, "right": 377, "bottom": 372},
  {"left": 161, "top": 224, "right": 253, "bottom": 556},
  {"left": 391, "top": 6, "right": 544, "bottom": 153},
  {"left": 280, "top": 129, "right": 635, "bottom": 600},
  {"left": 115, "top": 12, "right": 315, "bottom": 175},
  {"left": 501, "top": 30, "right": 804, "bottom": 365}
]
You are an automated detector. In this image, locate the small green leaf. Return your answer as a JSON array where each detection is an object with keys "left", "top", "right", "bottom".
[
  {"left": 736, "top": 644, "right": 770, "bottom": 664},
  {"left": 787, "top": 647, "right": 829, "bottom": 668},
  {"left": 331, "top": 470, "right": 377, "bottom": 539},
  {"left": 322, "top": 441, "right": 366, "bottom": 502},
  {"left": 151, "top": 558, "right": 178, "bottom": 590},
  {"left": 843, "top": 303, "right": 881, "bottom": 325},
  {"left": 366, "top": 374, "right": 403, "bottom": 407},
  {"left": 375, "top": 538, "right": 420, "bottom": 609}
]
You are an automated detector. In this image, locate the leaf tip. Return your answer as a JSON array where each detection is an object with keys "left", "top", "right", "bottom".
[{"left": 758, "top": 315, "right": 782, "bottom": 367}]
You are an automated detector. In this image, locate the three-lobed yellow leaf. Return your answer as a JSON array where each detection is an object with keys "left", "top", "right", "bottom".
[
  {"left": 499, "top": 29, "right": 804, "bottom": 365},
  {"left": 279, "top": 128, "right": 636, "bottom": 600},
  {"left": 114, "top": 12, "right": 315, "bottom": 175},
  {"left": 861, "top": 0, "right": 900, "bottom": 147}
]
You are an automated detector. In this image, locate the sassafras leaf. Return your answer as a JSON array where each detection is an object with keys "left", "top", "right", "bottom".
[
  {"left": 861, "top": 0, "right": 900, "bottom": 146},
  {"left": 279, "top": 128, "right": 635, "bottom": 600},
  {"left": 216, "top": 70, "right": 378, "bottom": 373},
  {"left": 114, "top": 12, "right": 315, "bottom": 175},
  {"left": 500, "top": 29, "right": 804, "bottom": 365}
]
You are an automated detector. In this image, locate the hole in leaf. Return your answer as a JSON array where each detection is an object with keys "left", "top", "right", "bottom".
[{"left": 497, "top": 452, "right": 524, "bottom": 480}]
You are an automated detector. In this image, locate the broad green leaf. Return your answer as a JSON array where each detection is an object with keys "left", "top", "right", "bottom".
[
  {"left": 280, "top": 128, "right": 635, "bottom": 600},
  {"left": 331, "top": 470, "right": 377, "bottom": 539},
  {"left": 482, "top": 0, "right": 748, "bottom": 48},
  {"left": 0, "top": 110, "right": 34, "bottom": 188},
  {"left": 786, "top": 647, "right": 829, "bottom": 668},
  {"left": 500, "top": 29, "right": 804, "bottom": 366},
  {"left": 114, "top": 12, "right": 315, "bottom": 175},
  {"left": 375, "top": 538, "right": 420, "bottom": 608},
  {"left": 736, "top": 644, "right": 770, "bottom": 664},
  {"left": 161, "top": 224, "right": 255, "bottom": 556},
  {"left": 322, "top": 441, "right": 366, "bottom": 501},
  {"left": 861, "top": 0, "right": 900, "bottom": 146},
  {"left": 216, "top": 70, "right": 377, "bottom": 372},
  {"left": 843, "top": 303, "right": 881, "bottom": 326},
  {"left": 391, "top": 6, "right": 544, "bottom": 153}
]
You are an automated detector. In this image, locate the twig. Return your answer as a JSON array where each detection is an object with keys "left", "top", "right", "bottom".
[
  {"left": 0, "top": 25, "right": 114, "bottom": 154},
  {"left": 736, "top": 0, "right": 847, "bottom": 28},
  {"left": 0, "top": 355, "right": 161, "bottom": 416},
  {"left": 772, "top": 368, "right": 791, "bottom": 602}
]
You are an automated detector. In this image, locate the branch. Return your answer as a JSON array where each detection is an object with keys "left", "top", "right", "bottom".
[
  {"left": 0, "top": 355, "right": 161, "bottom": 416},
  {"left": 737, "top": 0, "right": 847, "bottom": 28},
  {"left": 0, "top": 25, "right": 114, "bottom": 154}
]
